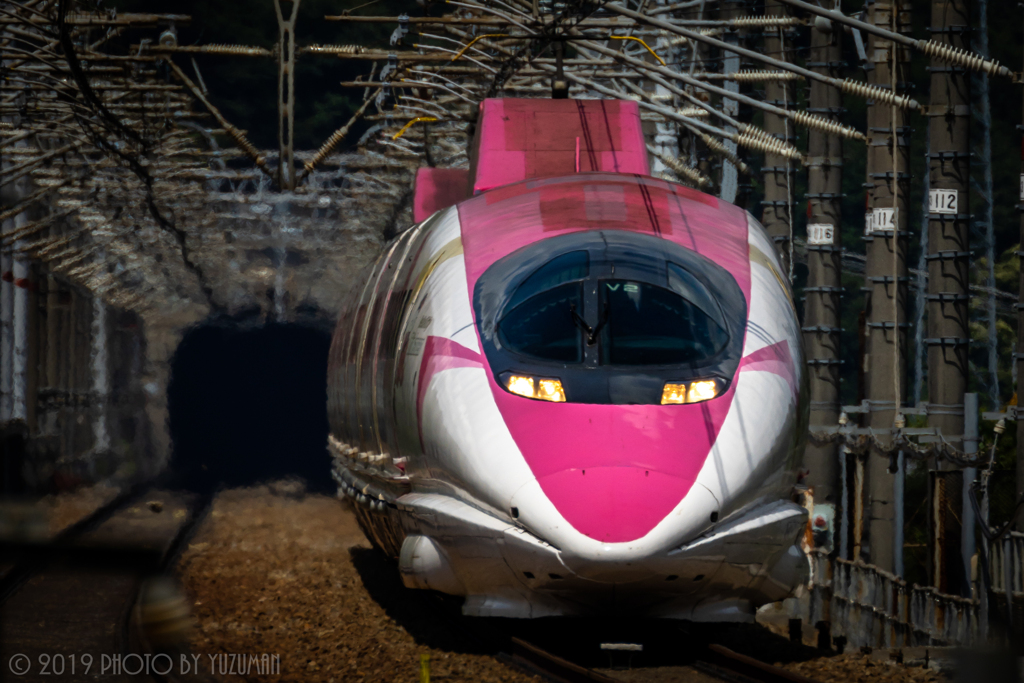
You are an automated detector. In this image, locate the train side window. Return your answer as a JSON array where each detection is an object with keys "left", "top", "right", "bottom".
[
  {"left": 370, "top": 226, "right": 426, "bottom": 458},
  {"left": 348, "top": 248, "right": 396, "bottom": 450},
  {"left": 327, "top": 289, "right": 356, "bottom": 439},
  {"left": 334, "top": 265, "right": 376, "bottom": 444}
]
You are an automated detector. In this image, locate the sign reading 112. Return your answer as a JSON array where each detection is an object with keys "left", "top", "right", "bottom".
[{"left": 929, "top": 189, "right": 958, "bottom": 215}]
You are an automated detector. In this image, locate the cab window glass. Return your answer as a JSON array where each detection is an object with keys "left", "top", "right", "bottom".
[
  {"left": 503, "top": 251, "right": 589, "bottom": 313},
  {"left": 600, "top": 280, "right": 728, "bottom": 365},
  {"left": 667, "top": 262, "right": 726, "bottom": 329},
  {"left": 498, "top": 283, "right": 583, "bottom": 363}
]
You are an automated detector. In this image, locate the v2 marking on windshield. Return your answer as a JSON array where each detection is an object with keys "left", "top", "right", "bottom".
[{"left": 606, "top": 283, "right": 620, "bottom": 291}]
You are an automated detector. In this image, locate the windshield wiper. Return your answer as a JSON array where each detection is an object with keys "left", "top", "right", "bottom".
[{"left": 570, "top": 301, "right": 609, "bottom": 346}]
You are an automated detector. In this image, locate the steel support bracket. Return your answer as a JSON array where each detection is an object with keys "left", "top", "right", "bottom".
[{"left": 923, "top": 337, "right": 970, "bottom": 346}]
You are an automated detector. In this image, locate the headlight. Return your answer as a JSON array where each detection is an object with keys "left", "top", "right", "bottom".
[
  {"left": 661, "top": 379, "right": 722, "bottom": 405},
  {"left": 688, "top": 380, "right": 718, "bottom": 402},
  {"left": 503, "top": 374, "right": 566, "bottom": 402},
  {"left": 661, "top": 383, "right": 687, "bottom": 405}
]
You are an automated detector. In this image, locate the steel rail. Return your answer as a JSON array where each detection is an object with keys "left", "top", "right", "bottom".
[
  {"left": 0, "top": 483, "right": 153, "bottom": 603},
  {"left": 697, "top": 643, "right": 824, "bottom": 683},
  {"left": 509, "top": 638, "right": 620, "bottom": 683}
]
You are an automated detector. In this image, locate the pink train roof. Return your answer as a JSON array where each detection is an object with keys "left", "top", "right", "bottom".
[
  {"left": 458, "top": 173, "right": 751, "bottom": 304},
  {"left": 413, "top": 167, "right": 469, "bottom": 223},
  {"left": 471, "top": 98, "right": 650, "bottom": 194}
]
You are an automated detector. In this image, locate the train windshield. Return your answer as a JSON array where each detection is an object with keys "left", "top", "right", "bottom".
[
  {"left": 498, "top": 284, "right": 583, "bottom": 362},
  {"left": 497, "top": 252, "right": 588, "bottom": 363},
  {"left": 496, "top": 253, "right": 728, "bottom": 366},
  {"left": 599, "top": 279, "right": 728, "bottom": 365},
  {"left": 475, "top": 230, "right": 747, "bottom": 403}
]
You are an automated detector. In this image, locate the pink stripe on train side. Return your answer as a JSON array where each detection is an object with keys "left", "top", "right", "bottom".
[{"left": 416, "top": 336, "right": 484, "bottom": 440}]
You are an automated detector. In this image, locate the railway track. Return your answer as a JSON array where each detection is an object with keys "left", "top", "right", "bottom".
[
  {"left": 341, "top": 536, "right": 830, "bottom": 683},
  {"left": 508, "top": 635, "right": 825, "bottom": 683},
  {"left": 0, "top": 488, "right": 212, "bottom": 683},
  {"left": 2, "top": 489, "right": 827, "bottom": 683}
]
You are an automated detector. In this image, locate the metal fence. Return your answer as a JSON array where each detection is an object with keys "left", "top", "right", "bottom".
[
  {"left": 990, "top": 532, "right": 1024, "bottom": 598},
  {"left": 808, "top": 550, "right": 984, "bottom": 648},
  {"left": 989, "top": 531, "right": 1024, "bottom": 640}
]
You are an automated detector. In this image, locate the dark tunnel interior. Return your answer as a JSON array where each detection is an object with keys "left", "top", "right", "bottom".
[{"left": 167, "top": 322, "right": 333, "bottom": 493}]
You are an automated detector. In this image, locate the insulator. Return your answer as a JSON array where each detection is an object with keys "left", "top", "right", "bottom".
[
  {"left": 650, "top": 143, "right": 712, "bottom": 187},
  {"left": 663, "top": 157, "right": 711, "bottom": 188},
  {"left": 737, "top": 124, "right": 773, "bottom": 143},
  {"left": 159, "top": 28, "right": 177, "bottom": 48},
  {"left": 915, "top": 40, "right": 1004, "bottom": 77},
  {"left": 735, "top": 132, "right": 802, "bottom": 161},
  {"left": 839, "top": 79, "right": 916, "bottom": 110},
  {"left": 787, "top": 110, "right": 866, "bottom": 141},
  {"left": 731, "top": 16, "right": 803, "bottom": 28},
  {"left": 305, "top": 44, "right": 367, "bottom": 55},
  {"left": 306, "top": 121, "right": 355, "bottom": 171},
  {"left": 678, "top": 106, "right": 709, "bottom": 117},
  {"left": 731, "top": 70, "right": 803, "bottom": 83},
  {"left": 699, "top": 134, "right": 751, "bottom": 175},
  {"left": 194, "top": 44, "right": 273, "bottom": 57}
]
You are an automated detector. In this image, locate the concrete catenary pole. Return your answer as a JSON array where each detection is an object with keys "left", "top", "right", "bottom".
[
  {"left": 0, "top": 239, "right": 11, "bottom": 426},
  {"left": 759, "top": 0, "right": 795, "bottom": 275},
  {"left": 719, "top": 0, "right": 746, "bottom": 206},
  {"left": 802, "top": 14, "right": 844, "bottom": 547},
  {"left": 861, "top": 0, "right": 911, "bottom": 574},
  {"left": 1017, "top": 11, "right": 1024, "bottom": 532},
  {"left": 90, "top": 293, "right": 110, "bottom": 458},
  {"left": 274, "top": 0, "right": 300, "bottom": 191},
  {"left": 925, "top": 0, "right": 971, "bottom": 594},
  {"left": 1, "top": 123, "right": 32, "bottom": 493}
]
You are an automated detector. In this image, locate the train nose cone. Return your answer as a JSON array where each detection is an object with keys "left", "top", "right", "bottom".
[
  {"left": 535, "top": 466, "right": 691, "bottom": 543},
  {"left": 489, "top": 385, "right": 733, "bottom": 548}
]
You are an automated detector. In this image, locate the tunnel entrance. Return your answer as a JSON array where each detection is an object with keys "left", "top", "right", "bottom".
[{"left": 167, "top": 322, "right": 333, "bottom": 493}]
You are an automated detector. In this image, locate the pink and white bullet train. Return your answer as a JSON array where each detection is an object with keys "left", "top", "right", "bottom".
[{"left": 326, "top": 99, "right": 810, "bottom": 621}]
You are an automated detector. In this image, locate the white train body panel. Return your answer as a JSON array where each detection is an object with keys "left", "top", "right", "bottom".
[{"left": 327, "top": 173, "right": 809, "bottom": 620}]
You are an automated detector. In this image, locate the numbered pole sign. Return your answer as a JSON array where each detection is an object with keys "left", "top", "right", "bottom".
[
  {"left": 870, "top": 207, "right": 895, "bottom": 234},
  {"left": 864, "top": 212, "right": 873, "bottom": 236},
  {"left": 807, "top": 223, "right": 835, "bottom": 246},
  {"left": 1019, "top": 174, "right": 1024, "bottom": 201},
  {"left": 929, "top": 189, "right": 958, "bottom": 215}
]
